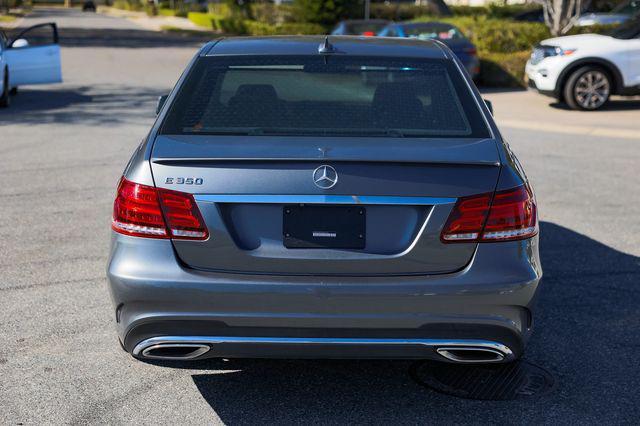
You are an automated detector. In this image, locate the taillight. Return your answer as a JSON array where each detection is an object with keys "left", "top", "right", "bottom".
[
  {"left": 158, "top": 187, "right": 208, "bottom": 239},
  {"left": 441, "top": 185, "right": 537, "bottom": 243},
  {"left": 112, "top": 177, "right": 208, "bottom": 240},
  {"left": 112, "top": 178, "right": 167, "bottom": 238},
  {"left": 440, "top": 192, "right": 492, "bottom": 242},
  {"left": 362, "top": 31, "right": 375, "bottom": 37}
]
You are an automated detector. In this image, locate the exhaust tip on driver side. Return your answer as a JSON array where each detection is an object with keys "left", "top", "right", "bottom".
[
  {"left": 436, "top": 347, "right": 506, "bottom": 363},
  {"left": 140, "top": 344, "right": 210, "bottom": 360}
]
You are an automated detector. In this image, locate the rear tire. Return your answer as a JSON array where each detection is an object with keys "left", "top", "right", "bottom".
[
  {"left": 0, "top": 70, "right": 9, "bottom": 108},
  {"left": 563, "top": 66, "right": 611, "bottom": 111}
]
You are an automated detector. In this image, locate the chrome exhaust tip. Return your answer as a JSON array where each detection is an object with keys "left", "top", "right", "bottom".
[
  {"left": 436, "top": 347, "right": 506, "bottom": 363},
  {"left": 139, "top": 344, "right": 210, "bottom": 360}
]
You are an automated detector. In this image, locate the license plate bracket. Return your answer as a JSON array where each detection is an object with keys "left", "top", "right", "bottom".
[{"left": 283, "top": 205, "right": 365, "bottom": 249}]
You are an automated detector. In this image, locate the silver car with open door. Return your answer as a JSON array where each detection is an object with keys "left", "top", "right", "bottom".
[
  {"left": 107, "top": 36, "right": 541, "bottom": 364},
  {"left": 0, "top": 23, "right": 62, "bottom": 107}
]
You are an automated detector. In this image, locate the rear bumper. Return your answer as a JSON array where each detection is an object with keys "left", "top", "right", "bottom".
[{"left": 106, "top": 233, "right": 542, "bottom": 361}]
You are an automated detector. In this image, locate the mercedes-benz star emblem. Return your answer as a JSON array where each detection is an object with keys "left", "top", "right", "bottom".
[{"left": 313, "top": 165, "right": 338, "bottom": 190}]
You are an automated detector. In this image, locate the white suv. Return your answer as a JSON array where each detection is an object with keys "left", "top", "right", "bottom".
[{"left": 526, "top": 19, "right": 640, "bottom": 110}]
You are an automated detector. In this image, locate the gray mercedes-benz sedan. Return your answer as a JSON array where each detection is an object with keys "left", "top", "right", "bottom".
[{"left": 107, "top": 36, "right": 541, "bottom": 364}]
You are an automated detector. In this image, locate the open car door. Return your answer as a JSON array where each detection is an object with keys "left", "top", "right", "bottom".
[{"left": 5, "top": 23, "right": 62, "bottom": 86}]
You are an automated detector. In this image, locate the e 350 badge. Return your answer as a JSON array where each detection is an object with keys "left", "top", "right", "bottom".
[{"left": 165, "top": 177, "right": 203, "bottom": 185}]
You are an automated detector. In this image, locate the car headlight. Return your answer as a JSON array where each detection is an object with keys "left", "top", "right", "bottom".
[
  {"left": 547, "top": 46, "right": 576, "bottom": 57},
  {"left": 530, "top": 45, "right": 576, "bottom": 64}
]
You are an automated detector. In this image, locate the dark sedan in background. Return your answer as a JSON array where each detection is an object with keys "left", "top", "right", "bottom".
[
  {"left": 378, "top": 22, "right": 480, "bottom": 80},
  {"left": 331, "top": 19, "right": 391, "bottom": 36}
]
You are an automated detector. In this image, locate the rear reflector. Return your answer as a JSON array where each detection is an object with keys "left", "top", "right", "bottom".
[
  {"left": 112, "top": 177, "right": 208, "bottom": 240},
  {"left": 441, "top": 185, "right": 537, "bottom": 243}
]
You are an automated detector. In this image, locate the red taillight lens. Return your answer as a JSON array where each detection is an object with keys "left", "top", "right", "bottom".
[
  {"left": 112, "top": 178, "right": 167, "bottom": 238},
  {"left": 441, "top": 192, "right": 492, "bottom": 242},
  {"left": 112, "top": 177, "right": 208, "bottom": 240},
  {"left": 441, "top": 185, "right": 537, "bottom": 243},
  {"left": 482, "top": 185, "right": 537, "bottom": 241},
  {"left": 362, "top": 31, "right": 375, "bottom": 37},
  {"left": 157, "top": 188, "right": 208, "bottom": 240},
  {"left": 463, "top": 47, "right": 477, "bottom": 56}
]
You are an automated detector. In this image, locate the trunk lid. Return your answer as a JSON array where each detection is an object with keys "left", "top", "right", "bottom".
[{"left": 151, "top": 135, "right": 500, "bottom": 276}]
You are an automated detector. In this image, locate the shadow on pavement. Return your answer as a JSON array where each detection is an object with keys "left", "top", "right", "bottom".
[
  {"left": 5, "top": 24, "right": 211, "bottom": 49},
  {"left": 478, "top": 86, "right": 527, "bottom": 94},
  {"left": 147, "top": 222, "right": 639, "bottom": 423},
  {"left": 0, "top": 85, "right": 162, "bottom": 125},
  {"left": 59, "top": 27, "right": 210, "bottom": 48},
  {"left": 549, "top": 99, "right": 640, "bottom": 111}
]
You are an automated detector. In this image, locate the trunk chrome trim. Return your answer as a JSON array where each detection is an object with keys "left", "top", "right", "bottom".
[
  {"left": 133, "top": 336, "right": 514, "bottom": 362},
  {"left": 194, "top": 195, "right": 456, "bottom": 205}
]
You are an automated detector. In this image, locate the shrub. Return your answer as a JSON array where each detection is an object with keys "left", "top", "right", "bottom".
[
  {"left": 187, "top": 11, "right": 215, "bottom": 29},
  {"left": 293, "top": 0, "right": 361, "bottom": 28},
  {"left": 448, "top": 5, "right": 488, "bottom": 16},
  {"left": 144, "top": 4, "right": 157, "bottom": 17},
  {"left": 216, "top": 16, "right": 248, "bottom": 34},
  {"left": 252, "top": 3, "right": 297, "bottom": 25},
  {"left": 244, "top": 21, "right": 324, "bottom": 35},
  {"left": 485, "top": 3, "right": 541, "bottom": 19},
  {"left": 188, "top": 12, "right": 248, "bottom": 34},
  {"left": 113, "top": 0, "right": 144, "bottom": 12},
  {"left": 207, "top": 2, "right": 230, "bottom": 16},
  {"left": 158, "top": 8, "right": 177, "bottom": 17},
  {"left": 370, "top": 4, "right": 437, "bottom": 21},
  {"left": 466, "top": 19, "right": 549, "bottom": 53},
  {"left": 478, "top": 51, "right": 531, "bottom": 87},
  {"left": 414, "top": 16, "right": 550, "bottom": 54}
]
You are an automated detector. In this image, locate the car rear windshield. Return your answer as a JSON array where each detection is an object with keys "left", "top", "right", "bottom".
[
  {"left": 403, "top": 23, "right": 466, "bottom": 41},
  {"left": 161, "top": 55, "right": 490, "bottom": 138},
  {"left": 345, "top": 22, "right": 388, "bottom": 34}
]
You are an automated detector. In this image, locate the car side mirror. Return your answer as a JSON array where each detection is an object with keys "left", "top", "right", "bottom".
[
  {"left": 11, "top": 38, "right": 29, "bottom": 48},
  {"left": 484, "top": 99, "right": 493, "bottom": 115},
  {"left": 156, "top": 95, "right": 168, "bottom": 115}
]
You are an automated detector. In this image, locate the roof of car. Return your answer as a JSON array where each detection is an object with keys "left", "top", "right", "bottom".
[{"left": 202, "top": 36, "right": 448, "bottom": 59}]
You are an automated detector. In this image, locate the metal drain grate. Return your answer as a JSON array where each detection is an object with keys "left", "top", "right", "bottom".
[{"left": 409, "top": 360, "right": 555, "bottom": 400}]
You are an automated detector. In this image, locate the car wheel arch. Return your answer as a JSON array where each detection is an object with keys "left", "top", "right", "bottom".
[{"left": 556, "top": 58, "right": 623, "bottom": 99}]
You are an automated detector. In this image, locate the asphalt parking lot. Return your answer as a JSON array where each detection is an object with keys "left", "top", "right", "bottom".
[{"left": 1, "top": 8, "right": 639, "bottom": 424}]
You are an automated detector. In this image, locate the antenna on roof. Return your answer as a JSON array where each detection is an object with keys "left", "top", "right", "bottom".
[{"left": 318, "top": 36, "right": 336, "bottom": 54}]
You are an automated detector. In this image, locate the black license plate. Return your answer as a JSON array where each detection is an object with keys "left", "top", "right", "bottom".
[{"left": 283, "top": 205, "right": 365, "bottom": 249}]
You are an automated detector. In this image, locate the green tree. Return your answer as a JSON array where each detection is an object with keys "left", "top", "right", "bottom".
[
  {"left": 535, "top": 0, "right": 591, "bottom": 35},
  {"left": 293, "top": 0, "right": 362, "bottom": 28}
]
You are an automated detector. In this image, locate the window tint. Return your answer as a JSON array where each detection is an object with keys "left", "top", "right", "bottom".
[
  {"left": 609, "top": 17, "right": 640, "bottom": 39},
  {"left": 161, "top": 55, "right": 490, "bottom": 138},
  {"left": 345, "top": 22, "right": 388, "bottom": 35},
  {"left": 613, "top": 0, "right": 639, "bottom": 14},
  {"left": 10, "top": 23, "right": 58, "bottom": 47},
  {"left": 402, "top": 24, "right": 466, "bottom": 41}
]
